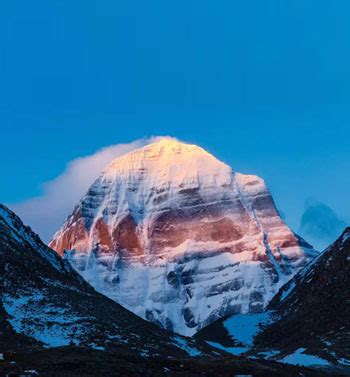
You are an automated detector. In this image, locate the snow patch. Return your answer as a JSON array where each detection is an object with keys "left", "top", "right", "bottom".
[
  {"left": 173, "top": 337, "right": 202, "bottom": 357},
  {"left": 339, "top": 358, "right": 350, "bottom": 366},
  {"left": 279, "top": 280, "right": 296, "bottom": 302},
  {"left": 281, "top": 348, "right": 330, "bottom": 367},
  {"left": 25, "top": 370, "right": 39, "bottom": 376},
  {"left": 223, "top": 313, "right": 271, "bottom": 346},
  {"left": 3, "top": 291, "right": 87, "bottom": 348},
  {"left": 206, "top": 341, "right": 248, "bottom": 355},
  {"left": 255, "top": 350, "right": 281, "bottom": 359}
]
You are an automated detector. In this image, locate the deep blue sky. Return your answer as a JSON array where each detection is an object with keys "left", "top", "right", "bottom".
[{"left": 1, "top": 1, "right": 350, "bottom": 245}]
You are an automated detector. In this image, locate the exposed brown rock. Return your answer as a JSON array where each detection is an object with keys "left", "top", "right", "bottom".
[
  {"left": 112, "top": 214, "right": 142, "bottom": 257},
  {"left": 50, "top": 217, "right": 89, "bottom": 256},
  {"left": 92, "top": 218, "right": 114, "bottom": 253}
]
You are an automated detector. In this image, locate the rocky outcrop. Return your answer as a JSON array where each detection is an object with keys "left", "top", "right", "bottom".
[
  {"left": 0, "top": 204, "right": 211, "bottom": 357},
  {"left": 195, "top": 228, "right": 350, "bottom": 372},
  {"left": 253, "top": 227, "right": 350, "bottom": 365},
  {"left": 50, "top": 138, "right": 317, "bottom": 336}
]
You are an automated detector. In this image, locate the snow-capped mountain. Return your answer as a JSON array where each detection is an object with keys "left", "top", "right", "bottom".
[
  {"left": 2, "top": 204, "right": 321, "bottom": 377},
  {"left": 0, "top": 204, "right": 211, "bottom": 357},
  {"left": 50, "top": 138, "right": 317, "bottom": 336}
]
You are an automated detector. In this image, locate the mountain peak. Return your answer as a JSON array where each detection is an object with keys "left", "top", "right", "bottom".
[
  {"left": 145, "top": 137, "right": 216, "bottom": 158},
  {"left": 101, "top": 138, "right": 232, "bottom": 190},
  {"left": 0, "top": 204, "right": 69, "bottom": 273},
  {"left": 107, "top": 137, "right": 213, "bottom": 163},
  {"left": 50, "top": 140, "right": 317, "bottom": 336},
  {"left": 147, "top": 137, "right": 193, "bottom": 149},
  {"left": 134, "top": 137, "right": 207, "bottom": 154}
]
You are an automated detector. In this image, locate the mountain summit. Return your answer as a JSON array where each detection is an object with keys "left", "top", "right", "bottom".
[{"left": 50, "top": 139, "right": 317, "bottom": 336}]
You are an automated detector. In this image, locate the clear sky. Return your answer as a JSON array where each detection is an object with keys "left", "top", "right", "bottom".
[{"left": 1, "top": 1, "right": 350, "bottom": 248}]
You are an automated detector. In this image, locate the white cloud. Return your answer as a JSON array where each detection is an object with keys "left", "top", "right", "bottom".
[{"left": 8, "top": 137, "right": 162, "bottom": 242}]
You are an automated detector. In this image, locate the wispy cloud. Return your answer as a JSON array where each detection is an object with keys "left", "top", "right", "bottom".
[{"left": 8, "top": 137, "right": 162, "bottom": 242}]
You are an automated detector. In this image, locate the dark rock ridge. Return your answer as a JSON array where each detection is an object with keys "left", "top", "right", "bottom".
[
  {"left": 0, "top": 204, "right": 213, "bottom": 358},
  {"left": 255, "top": 227, "right": 350, "bottom": 365},
  {"left": 195, "top": 228, "right": 350, "bottom": 371},
  {"left": 0, "top": 347, "right": 329, "bottom": 377}
]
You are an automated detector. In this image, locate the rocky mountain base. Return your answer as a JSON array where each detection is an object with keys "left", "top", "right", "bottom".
[{"left": 0, "top": 347, "right": 328, "bottom": 377}]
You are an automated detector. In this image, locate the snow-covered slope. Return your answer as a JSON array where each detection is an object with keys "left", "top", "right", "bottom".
[
  {"left": 50, "top": 138, "right": 317, "bottom": 336},
  {"left": 197, "top": 228, "right": 350, "bottom": 370},
  {"left": 0, "top": 204, "right": 212, "bottom": 358}
]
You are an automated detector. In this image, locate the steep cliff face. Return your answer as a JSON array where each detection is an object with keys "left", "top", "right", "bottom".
[{"left": 50, "top": 138, "right": 317, "bottom": 336}]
